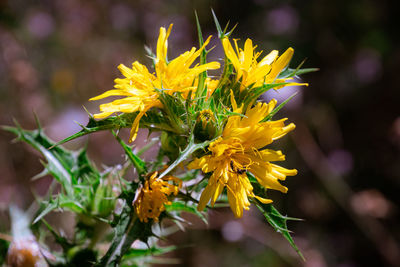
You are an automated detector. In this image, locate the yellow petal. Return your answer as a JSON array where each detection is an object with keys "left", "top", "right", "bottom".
[
  {"left": 268, "top": 47, "right": 294, "bottom": 81},
  {"left": 254, "top": 195, "right": 273, "bottom": 204},
  {"left": 243, "top": 39, "right": 253, "bottom": 70},
  {"left": 118, "top": 64, "right": 135, "bottom": 78},
  {"left": 258, "top": 50, "right": 278, "bottom": 67},
  {"left": 89, "top": 89, "right": 133, "bottom": 101},
  {"left": 129, "top": 105, "right": 152, "bottom": 142}
]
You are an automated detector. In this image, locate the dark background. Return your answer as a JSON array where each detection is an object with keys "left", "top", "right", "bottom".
[{"left": 1, "top": 0, "right": 399, "bottom": 266}]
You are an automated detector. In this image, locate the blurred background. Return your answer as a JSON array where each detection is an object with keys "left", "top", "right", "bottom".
[{"left": 1, "top": 0, "right": 399, "bottom": 266}]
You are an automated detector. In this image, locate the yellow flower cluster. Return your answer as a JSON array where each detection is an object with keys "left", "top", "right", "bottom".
[
  {"left": 189, "top": 94, "right": 297, "bottom": 217},
  {"left": 90, "top": 24, "right": 220, "bottom": 142},
  {"left": 134, "top": 172, "right": 181, "bottom": 223},
  {"left": 222, "top": 38, "right": 302, "bottom": 90},
  {"left": 90, "top": 24, "right": 305, "bottom": 220}
]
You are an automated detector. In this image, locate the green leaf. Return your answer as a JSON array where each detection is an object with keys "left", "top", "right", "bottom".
[
  {"left": 52, "top": 110, "right": 175, "bottom": 147},
  {"left": 33, "top": 202, "right": 58, "bottom": 224},
  {"left": 194, "top": 11, "right": 207, "bottom": 101},
  {"left": 122, "top": 245, "right": 176, "bottom": 259},
  {"left": 244, "top": 82, "right": 289, "bottom": 107},
  {"left": 136, "top": 138, "right": 159, "bottom": 157},
  {"left": 33, "top": 195, "right": 85, "bottom": 224},
  {"left": 121, "top": 245, "right": 178, "bottom": 267},
  {"left": 3, "top": 125, "right": 75, "bottom": 196},
  {"left": 3, "top": 122, "right": 105, "bottom": 218},
  {"left": 76, "top": 147, "right": 99, "bottom": 179},
  {"left": 158, "top": 134, "right": 211, "bottom": 179},
  {"left": 113, "top": 131, "right": 147, "bottom": 177},
  {"left": 249, "top": 173, "right": 304, "bottom": 260},
  {"left": 261, "top": 92, "right": 298, "bottom": 122},
  {"left": 211, "top": 9, "right": 223, "bottom": 39},
  {"left": 165, "top": 201, "right": 207, "bottom": 224},
  {"left": 97, "top": 208, "right": 137, "bottom": 267},
  {"left": 4, "top": 123, "right": 116, "bottom": 224},
  {"left": 91, "top": 182, "right": 115, "bottom": 218},
  {"left": 97, "top": 204, "right": 152, "bottom": 267},
  {"left": 50, "top": 115, "right": 132, "bottom": 147},
  {"left": 41, "top": 219, "right": 74, "bottom": 252},
  {"left": 254, "top": 202, "right": 304, "bottom": 260},
  {"left": 278, "top": 64, "right": 319, "bottom": 79}
]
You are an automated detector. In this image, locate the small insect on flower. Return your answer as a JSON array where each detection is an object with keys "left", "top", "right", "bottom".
[
  {"left": 134, "top": 171, "right": 182, "bottom": 223},
  {"left": 189, "top": 94, "right": 297, "bottom": 218}
]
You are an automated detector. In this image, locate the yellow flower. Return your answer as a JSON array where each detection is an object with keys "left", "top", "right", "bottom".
[
  {"left": 134, "top": 171, "right": 182, "bottom": 223},
  {"left": 222, "top": 37, "right": 306, "bottom": 90},
  {"left": 188, "top": 95, "right": 297, "bottom": 218},
  {"left": 90, "top": 24, "right": 220, "bottom": 142},
  {"left": 197, "top": 109, "right": 215, "bottom": 128}
]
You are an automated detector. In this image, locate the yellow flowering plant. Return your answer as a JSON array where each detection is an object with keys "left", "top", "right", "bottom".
[{"left": 2, "top": 12, "right": 317, "bottom": 266}]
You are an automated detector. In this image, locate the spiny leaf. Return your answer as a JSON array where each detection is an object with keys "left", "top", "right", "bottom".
[
  {"left": 249, "top": 173, "right": 304, "bottom": 260},
  {"left": 50, "top": 115, "right": 131, "bottom": 148},
  {"left": 33, "top": 202, "right": 58, "bottom": 225},
  {"left": 51, "top": 110, "right": 175, "bottom": 147},
  {"left": 194, "top": 10, "right": 207, "bottom": 101},
  {"left": 262, "top": 92, "right": 298, "bottom": 122},
  {"left": 122, "top": 245, "right": 177, "bottom": 259},
  {"left": 41, "top": 219, "right": 73, "bottom": 252},
  {"left": 97, "top": 209, "right": 137, "bottom": 267},
  {"left": 211, "top": 9, "right": 236, "bottom": 39},
  {"left": 113, "top": 131, "right": 147, "bottom": 177},
  {"left": 278, "top": 65, "right": 319, "bottom": 79},
  {"left": 254, "top": 202, "right": 304, "bottom": 260},
  {"left": 3, "top": 125, "right": 74, "bottom": 196},
  {"left": 211, "top": 9, "right": 223, "bottom": 38},
  {"left": 76, "top": 147, "right": 99, "bottom": 179},
  {"left": 158, "top": 134, "right": 211, "bottom": 179},
  {"left": 91, "top": 182, "right": 115, "bottom": 217},
  {"left": 291, "top": 67, "right": 319, "bottom": 76},
  {"left": 166, "top": 201, "right": 207, "bottom": 224},
  {"left": 97, "top": 202, "right": 153, "bottom": 267},
  {"left": 121, "top": 245, "right": 178, "bottom": 267},
  {"left": 244, "top": 82, "right": 290, "bottom": 107},
  {"left": 33, "top": 195, "right": 85, "bottom": 224},
  {"left": 137, "top": 138, "right": 159, "bottom": 157}
]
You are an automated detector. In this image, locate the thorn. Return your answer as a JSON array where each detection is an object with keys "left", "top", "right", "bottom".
[
  {"left": 75, "top": 120, "right": 89, "bottom": 131},
  {"left": 33, "top": 112, "right": 42, "bottom": 132},
  {"left": 12, "top": 118, "right": 22, "bottom": 129},
  {"left": 82, "top": 105, "right": 94, "bottom": 119}
]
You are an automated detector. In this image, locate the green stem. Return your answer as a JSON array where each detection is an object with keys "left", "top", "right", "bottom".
[
  {"left": 158, "top": 134, "right": 210, "bottom": 179},
  {"left": 97, "top": 209, "right": 140, "bottom": 266}
]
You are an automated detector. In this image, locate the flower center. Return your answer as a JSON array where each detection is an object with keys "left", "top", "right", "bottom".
[{"left": 230, "top": 160, "right": 247, "bottom": 174}]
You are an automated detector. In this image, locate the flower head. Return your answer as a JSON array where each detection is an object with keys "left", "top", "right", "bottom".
[
  {"left": 134, "top": 171, "right": 182, "bottom": 223},
  {"left": 198, "top": 109, "right": 215, "bottom": 128},
  {"left": 7, "top": 236, "right": 49, "bottom": 267},
  {"left": 90, "top": 24, "right": 220, "bottom": 141},
  {"left": 188, "top": 96, "right": 297, "bottom": 218},
  {"left": 222, "top": 37, "right": 306, "bottom": 90}
]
